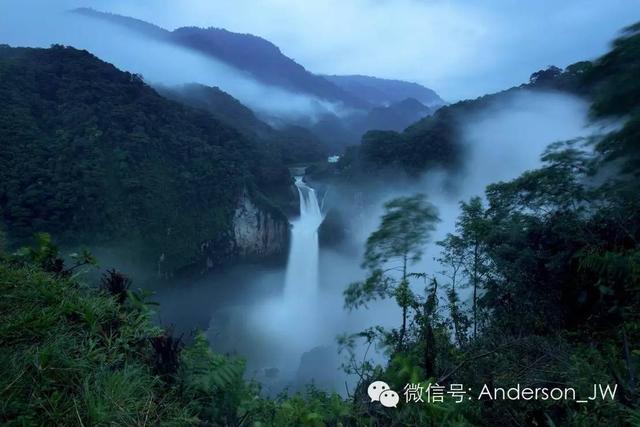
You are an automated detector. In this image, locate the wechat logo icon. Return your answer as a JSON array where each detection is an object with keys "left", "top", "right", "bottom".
[{"left": 368, "top": 380, "right": 400, "bottom": 408}]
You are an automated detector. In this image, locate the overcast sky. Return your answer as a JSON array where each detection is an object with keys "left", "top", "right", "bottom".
[{"left": 1, "top": 0, "right": 638, "bottom": 101}]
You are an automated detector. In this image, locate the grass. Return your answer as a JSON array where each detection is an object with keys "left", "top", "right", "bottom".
[{"left": 0, "top": 258, "right": 195, "bottom": 426}]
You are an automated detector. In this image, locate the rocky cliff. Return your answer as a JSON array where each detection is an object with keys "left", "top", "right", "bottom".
[
  {"left": 232, "top": 189, "right": 290, "bottom": 260},
  {"left": 196, "top": 189, "right": 290, "bottom": 274}
]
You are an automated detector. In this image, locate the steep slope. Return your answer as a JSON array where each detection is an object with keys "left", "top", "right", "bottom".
[
  {"left": 73, "top": 8, "right": 369, "bottom": 109},
  {"left": 0, "top": 45, "right": 290, "bottom": 274},
  {"left": 338, "top": 63, "right": 593, "bottom": 177},
  {"left": 324, "top": 74, "right": 445, "bottom": 107},
  {"left": 156, "top": 83, "right": 329, "bottom": 164},
  {"left": 70, "top": 9, "right": 447, "bottom": 151},
  {"left": 155, "top": 83, "right": 273, "bottom": 139},
  {"left": 306, "top": 97, "right": 434, "bottom": 150},
  {"left": 357, "top": 97, "right": 433, "bottom": 132}
]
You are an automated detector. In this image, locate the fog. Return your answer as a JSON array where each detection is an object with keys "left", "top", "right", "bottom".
[
  {"left": 21, "top": 0, "right": 636, "bottom": 101},
  {"left": 3, "top": 0, "right": 636, "bottom": 103},
  {"left": 0, "top": 1, "right": 345, "bottom": 121},
  {"left": 144, "top": 90, "right": 606, "bottom": 395},
  {"left": 313, "top": 91, "right": 600, "bottom": 323},
  {"left": 0, "top": 0, "right": 625, "bottom": 396}
]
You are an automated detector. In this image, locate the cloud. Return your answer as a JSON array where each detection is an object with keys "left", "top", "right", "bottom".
[
  {"left": 2, "top": 0, "right": 638, "bottom": 102},
  {"left": 86, "top": 0, "right": 639, "bottom": 100},
  {"left": 0, "top": 0, "right": 346, "bottom": 121}
]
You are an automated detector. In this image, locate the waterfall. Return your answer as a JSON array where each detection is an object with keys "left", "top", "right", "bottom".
[{"left": 284, "top": 176, "right": 324, "bottom": 300}]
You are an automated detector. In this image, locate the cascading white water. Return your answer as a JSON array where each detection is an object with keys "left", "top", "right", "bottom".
[
  {"left": 284, "top": 176, "right": 324, "bottom": 300},
  {"left": 204, "top": 92, "right": 595, "bottom": 395},
  {"left": 206, "top": 176, "right": 328, "bottom": 388}
]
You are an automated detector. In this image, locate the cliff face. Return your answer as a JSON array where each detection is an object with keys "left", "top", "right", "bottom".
[
  {"left": 0, "top": 45, "right": 295, "bottom": 278},
  {"left": 232, "top": 189, "right": 289, "bottom": 260},
  {"left": 195, "top": 190, "right": 290, "bottom": 274}
]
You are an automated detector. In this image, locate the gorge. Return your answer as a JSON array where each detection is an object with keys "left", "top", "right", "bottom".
[{"left": 1, "top": 3, "right": 639, "bottom": 425}]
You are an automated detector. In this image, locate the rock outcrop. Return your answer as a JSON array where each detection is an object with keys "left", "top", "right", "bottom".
[
  {"left": 232, "top": 189, "right": 289, "bottom": 260},
  {"left": 196, "top": 189, "right": 289, "bottom": 273}
]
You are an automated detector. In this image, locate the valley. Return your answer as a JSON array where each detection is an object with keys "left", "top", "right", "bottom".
[{"left": 0, "top": 3, "right": 639, "bottom": 426}]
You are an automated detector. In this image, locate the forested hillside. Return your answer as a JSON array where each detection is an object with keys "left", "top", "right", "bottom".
[
  {"left": 337, "top": 60, "right": 594, "bottom": 178},
  {"left": 337, "top": 22, "right": 640, "bottom": 425},
  {"left": 156, "top": 83, "right": 329, "bottom": 163},
  {"left": 0, "top": 45, "right": 291, "bottom": 273},
  {"left": 1, "top": 14, "right": 638, "bottom": 427},
  {"left": 74, "top": 8, "right": 369, "bottom": 109},
  {"left": 155, "top": 83, "right": 274, "bottom": 139}
]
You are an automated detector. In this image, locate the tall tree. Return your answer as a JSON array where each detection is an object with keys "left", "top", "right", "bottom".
[
  {"left": 456, "top": 197, "right": 490, "bottom": 339},
  {"left": 437, "top": 233, "right": 469, "bottom": 346},
  {"left": 344, "top": 193, "right": 439, "bottom": 350}
]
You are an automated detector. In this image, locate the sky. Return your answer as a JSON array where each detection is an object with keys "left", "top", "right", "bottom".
[{"left": 1, "top": 0, "right": 638, "bottom": 101}]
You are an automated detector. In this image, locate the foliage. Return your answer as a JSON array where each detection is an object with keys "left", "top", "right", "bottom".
[
  {"left": 100, "top": 268, "right": 132, "bottom": 304},
  {"left": 2, "top": 18, "right": 640, "bottom": 427},
  {"left": 585, "top": 22, "right": 640, "bottom": 180},
  {"left": 362, "top": 194, "right": 440, "bottom": 272},
  {"left": 0, "top": 45, "right": 289, "bottom": 273},
  {"left": 345, "top": 194, "right": 440, "bottom": 351},
  {"left": 1, "top": 240, "right": 364, "bottom": 426},
  {"left": 338, "top": 22, "right": 640, "bottom": 426},
  {"left": 0, "top": 248, "right": 194, "bottom": 425},
  {"left": 11, "top": 232, "right": 98, "bottom": 278}
]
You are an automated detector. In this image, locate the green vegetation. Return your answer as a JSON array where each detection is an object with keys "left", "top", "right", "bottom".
[
  {"left": 586, "top": 23, "right": 640, "bottom": 178},
  {"left": 344, "top": 194, "right": 440, "bottom": 351},
  {"left": 335, "top": 22, "right": 640, "bottom": 426},
  {"left": 336, "top": 32, "right": 623, "bottom": 180},
  {"left": 156, "top": 83, "right": 329, "bottom": 165},
  {"left": 1, "top": 19, "right": 639, "bottom": 427},
  {"left": 0, "top": 45, "right": 290, "bottom": 273},
  {"left": 0, "top": 235, "right": 358, "bottom": 426}
]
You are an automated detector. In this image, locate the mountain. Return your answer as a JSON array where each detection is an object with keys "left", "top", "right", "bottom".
[
  {"left": 158, "top": 82, "right": 433, "bottom": 154},
  {"left": 72, "top": 9, "right": 446, "bottom": 112},
  {"left": 71, "top": 8, "right": 447, "bottom": 150},
  {"left": 358, "top": 97, "right": 433, "bottom": 132},
  {"left": 0, "top": 44, "right": 292, "bottom": 274},
  {"left": 155, "top": 83, "right": 329, "bottom": 164},
  {"left": 339, "top": 63, "right": 593, "bottom": 177},
  {"left": 155, "top": 83, "right": 273, "bottom": 139},
  {"left": 73, "top": 8, "right": 369, "bottom": 109},
  {"left": 306, "top": 97, "right": 434, "bottom": 149},
  {"left": 323, "top": 74, "right": 445, "bottom": 107}
]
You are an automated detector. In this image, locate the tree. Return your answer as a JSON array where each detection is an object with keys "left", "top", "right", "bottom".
[
  {"left": 437, "top": 233, "right": 469, "bottom": 346},
  {"left": 344, "top": 193, "right": 439, "bottom": 350},
  {"left": 529, "top": 65, "right": 562, "bottom": 84},
  {"left": 457, "top": 197, "right": 491, "bottom": 338}
]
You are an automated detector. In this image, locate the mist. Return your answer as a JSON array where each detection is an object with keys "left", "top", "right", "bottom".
[
  {"left": 41, "top": 0, "right": 638, "bottom": 101},
  {"left": 0, "top": 0, "right": 626, "bottom": 398},
  {"left": 142, "top": 90, "right": 606, "bottom": 396},
  {"left": 3, "top": 0, "right": 635, "bottom": 104},
  {"left": 0, "top": 1, "right": 346, "bottom": 121}
]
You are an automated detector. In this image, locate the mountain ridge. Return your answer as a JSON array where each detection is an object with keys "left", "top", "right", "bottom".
[
  {"left": 156, "top": 82, "right": 330, "bottom": 164},
  {"left": 323, "top": 74, "right": 445, "bottom": 107},
  {"left": 72, "top": 8, "right": 444, "bottom": 111},
  {"left": 0, "top": 44, "right": 292, "bottom": 274},
  {"left": 73, "top": 8, "right": 370, "bottom": 108}
]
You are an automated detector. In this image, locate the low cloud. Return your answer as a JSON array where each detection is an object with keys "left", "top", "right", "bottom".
[
  {"left": 0, "top": 0, "right": 345, "bottom": 121},
  {"left": 3, "top": 0, "right": 636, "bottom": 102},
  {"left": 74, "top": 0, "right": 640, "bottom": 101}
]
